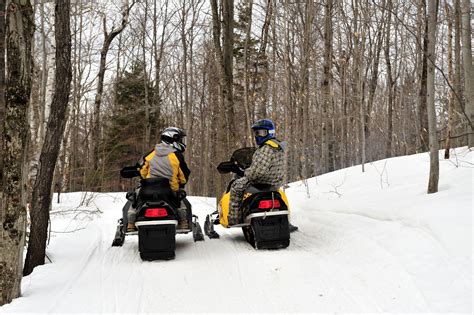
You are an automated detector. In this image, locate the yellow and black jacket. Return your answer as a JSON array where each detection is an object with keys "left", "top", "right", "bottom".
[{"left": 138, "top": 143, "right": 190, "bottom": 192}]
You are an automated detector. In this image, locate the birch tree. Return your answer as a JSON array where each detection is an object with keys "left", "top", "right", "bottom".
[{"left": 23, "top": 0, "right": 72, "bottom": 276}]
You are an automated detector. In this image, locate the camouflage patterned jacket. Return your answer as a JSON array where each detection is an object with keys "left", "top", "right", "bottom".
[{"left": 244, "top": 139, "right": 284, "bottom": 187}]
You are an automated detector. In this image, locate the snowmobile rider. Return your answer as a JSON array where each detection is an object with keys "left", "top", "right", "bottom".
[
  {"left": 228, "top": 119, "right": 285, "bottom": 225},
  {"left": 127, "top": 127, "right": 191, "bottom": 232}
]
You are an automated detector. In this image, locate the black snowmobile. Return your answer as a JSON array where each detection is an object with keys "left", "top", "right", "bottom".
[
  {"left": 112, "top": 166, "right": 204, "bottom": 260},
  {"left": 204, "top": 147, "right": 291, "bottom": 249}
]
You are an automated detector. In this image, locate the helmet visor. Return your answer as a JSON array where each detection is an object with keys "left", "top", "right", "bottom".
[
  {"left": 180, "top": 136, "right": 187, "bottom": 146},
  {"left": 254, "top": 129, "right": 269, "bottom": 137}
]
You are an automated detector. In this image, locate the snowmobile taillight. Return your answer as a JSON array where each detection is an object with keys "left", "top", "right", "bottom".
[
  {"left": 144, "top": 208, "right": 168, "bottom": 218},
  {"left": 258, "top": 199, "right": 280, "bottom": 209}
]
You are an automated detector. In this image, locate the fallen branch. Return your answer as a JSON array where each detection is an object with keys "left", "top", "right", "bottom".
[
  {"left": 50, "top": 227, "right": 86, "bottom": 234},
  {"left": 371, "top": 160, "right": 390, "bottom": 189}
]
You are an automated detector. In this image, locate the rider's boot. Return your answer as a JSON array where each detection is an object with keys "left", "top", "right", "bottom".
[
  {"left": 127, "top": 222, "right": 137, "bottom": 232},
  {"left": 177, "top": 208, "right": 189, "bottom": 230}
]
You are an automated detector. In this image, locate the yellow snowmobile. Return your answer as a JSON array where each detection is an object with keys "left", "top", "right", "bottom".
[{"left": 204, "top": 147, "right": 291, "bottom": 249}]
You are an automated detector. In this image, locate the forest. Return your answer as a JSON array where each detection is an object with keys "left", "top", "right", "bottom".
[{"left": 0, "top": 0, "right": 473, "bottom": 305}]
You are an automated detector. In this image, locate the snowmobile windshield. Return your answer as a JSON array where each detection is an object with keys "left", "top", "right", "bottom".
[{"left": 231, "top": 147, "right": 257, "bottom": 169}]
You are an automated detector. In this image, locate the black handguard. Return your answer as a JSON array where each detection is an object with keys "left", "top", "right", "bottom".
[
  {"left": 126, "top": 191, "right": 137, "bottom": 208},
  {"left": 120, "top": 166, "right": 140, "bottom": 178},
  {"left": 235, "top": 165, "right": 245, "bottom": 177},
  {"left": 178, "top": 189, "right": 187, "bottom": 200}
]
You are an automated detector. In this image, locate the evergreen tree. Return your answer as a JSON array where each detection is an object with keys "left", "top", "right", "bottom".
[
  {"left": 233, "top": 1, "right": 266, "bottom": 122},
  {"left": 102, "top": 61, "right": 157, "bottom": 190}
]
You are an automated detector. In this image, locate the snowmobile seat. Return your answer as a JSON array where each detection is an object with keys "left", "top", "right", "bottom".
[
  {"left": 138, "top": 177, "right": 179, "bottom": 208},
  {"left": 247, "top": 183, "right": 278, "bottom": 193}
]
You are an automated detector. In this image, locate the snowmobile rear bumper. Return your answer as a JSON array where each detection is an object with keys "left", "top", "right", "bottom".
[
  {"left": 245, "top": 210, "right": 289, "bottom": 222},
  {"left": 136, "top": 220, "right": 178, "bottom": 260}
]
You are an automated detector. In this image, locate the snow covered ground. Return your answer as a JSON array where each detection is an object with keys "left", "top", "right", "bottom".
[{"left": 1, "top": 148, "right": 472, "bottom": 313}]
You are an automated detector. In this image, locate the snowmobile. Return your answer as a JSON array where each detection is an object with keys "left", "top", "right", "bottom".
[
  {"left": 204, "top": 147, "right": 291, "bottom": 249},
  {"left": 112, "top": 167, "right": 204, "bottom": 260}
]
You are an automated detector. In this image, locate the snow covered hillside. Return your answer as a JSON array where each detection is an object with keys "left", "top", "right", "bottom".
[{"left": 1, "top": 148, "right": 472, "bottom": 313}]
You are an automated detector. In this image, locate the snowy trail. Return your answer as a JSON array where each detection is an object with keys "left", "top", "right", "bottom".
[
  {"left": 2, "top": 149, "right": 471, "bottom": 313},
  {"left": 2, "top": 194, "right": 468, "bottom": 313}
]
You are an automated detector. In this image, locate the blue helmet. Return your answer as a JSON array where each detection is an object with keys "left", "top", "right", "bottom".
[{"left": 251, "top": 119, "right": 275, "bottom": 146}]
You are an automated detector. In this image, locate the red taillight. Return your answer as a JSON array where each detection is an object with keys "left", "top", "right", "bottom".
[
  {"left": 258, "top": 199, "right": 281, "bottom": 209},
  {"left": 144, "top": 208, "right": 168, "bottom": 218}
]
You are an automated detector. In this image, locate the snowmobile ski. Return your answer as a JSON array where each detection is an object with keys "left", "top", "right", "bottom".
[
  {"left": 112, "top": 219, "right": 125, "bottom": 247},
  {"left": 289, "top": 223, "right": 299, "bottom": 233},
  {"left": 204, "top": 214, "right": 220, "bottom": 239},
  {"left": 192, "top": 215, "right": 204, "bottom": 241}
]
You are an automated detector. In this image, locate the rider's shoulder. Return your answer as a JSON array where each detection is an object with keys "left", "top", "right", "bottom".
[{"left": 263, "top": 139, "right": 283, "bottom": 151}]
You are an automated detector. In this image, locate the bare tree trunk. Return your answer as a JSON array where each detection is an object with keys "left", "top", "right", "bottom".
[
  {"left": 426, "top": 0, "right": 439, "bottom": 193},
  {"left": 91, "top": 2, "right": 133, "bottom": 181},
  {"left": 385, "top": 0, "right": 394, "bottom": 158},
  {"left": 460, "top": 0, "right": 474, "bottom": 146},
  {"left": 453, "top": 0, "right": 462, "bottom": 113},
  {"left": 419, "top": 0, "right": 430, "bottom": 152},
  {"left": 181, "top": 1, "right": 190, "bottom": 164},
  {"left": 299, "top": 0, "right": 314, "bottom": 178},
  {"left": 283, "top": 1, "right": 292, "bottom": 183},
  {"left": 270, "top": 1, "right": 277, "bottom": 123},
  {"left": 365, "top": 15, "right": 383, "bottom": 162},
  {"left": 38, "top": 1, "right": 48, "bottom": 152},
  {"left": 444, "top": 0, "right": 454, "bottom": 159},
  {"left": 256, "top": 0, "right": 272, "bottom": 120},
  {"left": 210, "top": 0, "right": 234, "bottom": 198},
  {"left": 0, "top": 0, "right": 5, "bottom": 191},
  {"left": 0, "top": 0, "right": 34, "bottom": 305},
  {"left": 200, "top": 60, "right": 210, "bottom": 195},
  {"left": 69, "top": 0, "right": 84, "bottom": 192},
  {"left": 28, "top": 1, "right": 51, "bottom": 199},
  {"left": 321, "top": 0, "right": 332, "bottom": 174},
  {"left": 243, "top": 0, "right": 253, "bottom": 145},
  {"left": 210, "top": 0, "right": 224, "bottom": 198},
  {"left": 351, "top": 0, "right": 363, "bottom": 167},
  {"left": 152, "top": 0, "right": 169, "bottom": 143},
  {"left": 222, "top": 0, "right": 235, "bottom": 151},
  {"left": 24, "top": 0, "right": 72, "bottom": 276},
  {"left": 339, "top": 50, "right": 349, "bottom": 169},
  {"left": 142, "top": 0, "right": 151, "bottom": 149}
]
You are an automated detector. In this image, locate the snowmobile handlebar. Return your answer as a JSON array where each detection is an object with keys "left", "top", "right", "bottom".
[
  {"left": 217, "top": 147, "right": 256, "bottom": 175},
  {"left": 216, "top": 160, "right": 239, "bottom": 174},
  {"left": 120, "top": 166, "right": 140, "bottom": 178}
]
